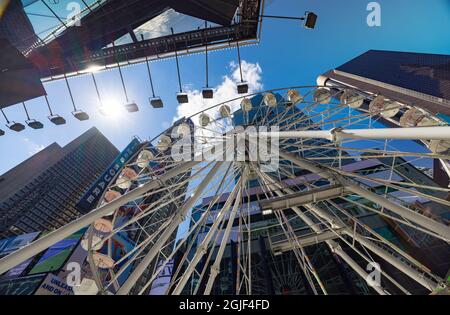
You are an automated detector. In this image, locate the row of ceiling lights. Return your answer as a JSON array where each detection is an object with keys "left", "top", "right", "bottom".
[{"left": 0, "top": 25, "right": 249, "bottom": 136}]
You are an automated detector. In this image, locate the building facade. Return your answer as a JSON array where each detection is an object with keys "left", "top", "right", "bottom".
[
  {"left": 318, "top": 50, "right": 450, "bottom": 118},
  {"left": 0, "top": 127, "right": 119, "bottom": 237}
]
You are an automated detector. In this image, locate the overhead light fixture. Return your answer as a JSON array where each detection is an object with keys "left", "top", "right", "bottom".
[
  {"left": 303, "top": 12, "right": 318, "bottom": 29},
  {"left": 0, "top": 129, "right": 4, "bottom": 136},
  {"left": 44, "top": 95, "right": 66, "bottom": 125},
  {"left": 114, "top": 42, "right": 139, "bottom": 113},
  {"left": 143, "top": 51, "right": 164, "bottom": 109},
  {"left": 202, "top": 21, "right": 214, "bottom": 99},
  {"left": 172, "top": 28, "right": 189, "bottom": 104},
  {"left": 1, "top": 108, "right": 25, "bottom": 132},
  {"left": 72, "top": 110, "right": 90, "bottom": 121},
  {"left": 22, "top": 102, "right": 44, "bottom": 130},
  {"left": 262, "top": 209, "right": 273, "bottom": 216},
  {"left": 64, "top": 74, "right": 89, "bottom": 121},
  {"left": 256, "top": 12, "right": 318, "bottom": 30},
  {"left": 234, "top": 26, "right": 249, "bottom": 95}
]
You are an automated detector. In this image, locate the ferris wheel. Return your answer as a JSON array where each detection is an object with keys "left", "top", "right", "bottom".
[{"left": 1, "top": 86, "right": 449, "bottom": 295}]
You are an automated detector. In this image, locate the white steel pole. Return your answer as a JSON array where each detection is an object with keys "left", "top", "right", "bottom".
[
  {"left": 255, "top": 169, "right": 388, "bottom": 295},
  {"left": 172, "top": 175, "right": 244, "bottom": 295},
  {"left": 307, "top": 204, "right": 440, "bottom": 291},
  {"left": 258, "top": 127, "right": 450, "bottom": 141},
  {"left": 203, "top": 167, "right": 249, "bottom": 294},
  {"left": 117, "top": 161, "right": 224, "bottom": 295},
  {"left": 278, "top": 149, "right": 450, "bottom": 241}
]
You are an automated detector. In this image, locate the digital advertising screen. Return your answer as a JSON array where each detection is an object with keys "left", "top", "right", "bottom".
[
  {"left": 0, "top": 232, "right": 40, "bottom": 257},
  {"left": 28, "top": 229, "right": 86, "bottom": 275}
]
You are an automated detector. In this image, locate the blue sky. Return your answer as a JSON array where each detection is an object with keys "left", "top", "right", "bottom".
[{"left": 1, "top": 0, "right": 450, "bottom": 175}]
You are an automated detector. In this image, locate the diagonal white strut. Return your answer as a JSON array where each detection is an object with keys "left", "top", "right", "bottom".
[
  {"left": 258, "top": 126, "right": 450, "bottom": 141},
  {"left": 0, "top": 160, "right": 199, "bottom": 275},
  {"left": 277, "top": 149, "right": 450, "bottom": 241},
  {"left": 117, "top": 161, "right": 224, "bottom": 295}
]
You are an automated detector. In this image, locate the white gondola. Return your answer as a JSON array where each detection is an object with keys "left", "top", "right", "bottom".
[
  {"left": 264, "top": 93, "right": 277, "bottom": 107},
  {"left": 417, "top": 116, "right": 440, "bottom": 127},
  {"left": 381, "top": 101, "right": 401, "bottom": 118},
  {"left": 177, "top": 92, "right": 189, "bottom": 104},
  {"left": 93, "top": 219, "right": 113, "bottom": 233},
  {"left": 73, "top": 278, "right": 99, "bottom": 296},
  {"left": 116, "top": 168, "right": 138, "bottom": 190},
  {"left": 241, "top": 98, "right": 253, "bottom": 112},
  {"left": 81, "top": 235, "right": 105, "bottom": 251},
  {"left": 199, "top": 113, "right": 211, "bottom": 127},
  {"left": 102, "top": 190, "right": 122, "bottom": 216},
  {"left": 341, "top": 91, "right": 364, "bottom": 109},
  {"left": 157, "top": 135, "right": 172, "bottom": 152},
  {"left": 92, "top": 253, "right": 115, "bottom": 269},
  {"left": 400, "top": 108, "right": 425, "bottom": 127},
  {"left": 175, "top": 123, "right": 191, "bottom": 138},
  {"left": 136, "top": 150, "right": 154, "bottom": 168},
  {"left": 287, "top": 90, "right": 303, "bottom": 105},
  {"left": 429, "top": 140, "right": 450, "bottom": 154},
  {"left": 219, "top": 105, "right": 231, "bottom": 118},
  {"left": 124, "top": 102, "right": 139, "bottom": 113},
  {"left": 369, "top": 95, "right": 385, "bottom": 114},
  {"left": 313, "top": 88, "right": 332, "bottom": 104}
]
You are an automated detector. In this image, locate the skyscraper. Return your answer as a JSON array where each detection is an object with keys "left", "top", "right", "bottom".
[
  {"left": 0, "top": 0, "right": 37, "bottom": 52},
  {"left": 318, "top": 50, "right": 450, "bottom": 119},
  {"left": 317, "top": 50, "right": 450, "bottom": 187},
  {"left": 0, "top": 127, "right": 119, "bottom": 237}
]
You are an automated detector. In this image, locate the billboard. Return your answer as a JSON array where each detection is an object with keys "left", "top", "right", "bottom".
[
  {"left": 0, "top": 274, "right": 46, "bottom": 295},
  {"left": 76, "top": 138, "right": 142, "bottom": 213},
  {"left": 28, "top": 229, "right": 86, "bottom": 275},
  {"left": 34, "top": 274, "right": 74, "bottom": 296},
  {"left": 0, "top": 232, "right": 40, "bottom": 257}
]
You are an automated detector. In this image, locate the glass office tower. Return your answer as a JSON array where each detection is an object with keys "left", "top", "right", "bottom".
[{"left": 0, "top": 127, "right": 119, "bottom": 237}]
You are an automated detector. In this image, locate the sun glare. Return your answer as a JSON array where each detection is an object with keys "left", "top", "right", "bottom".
[{"left": 99, "top": 98, "right": 123, "bottom": 118}]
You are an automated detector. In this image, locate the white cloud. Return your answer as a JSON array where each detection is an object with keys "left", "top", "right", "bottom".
[
  {"left": 174, "top": 60, "right": 263, "bottom": 124},
  {"left": 23, "top": 138, "right": 46, "bottom": 155}
]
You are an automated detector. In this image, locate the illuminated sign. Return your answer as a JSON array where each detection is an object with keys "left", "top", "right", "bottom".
[{"left": 28, "top": 229, "right": 85, "bottom": 275}]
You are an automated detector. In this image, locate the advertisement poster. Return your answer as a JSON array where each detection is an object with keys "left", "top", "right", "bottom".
[
  {"left": 0, "top": 232, "right": 40, "bottom": 257},
  {"left": 34, "top": 274, "right": 74, "bottom": 296},
  {"left": 29, "top": 229, "right": 86, "bottom": 275},
  {"left": 77, "top": 138, "right": 142, "bottom": 213}
]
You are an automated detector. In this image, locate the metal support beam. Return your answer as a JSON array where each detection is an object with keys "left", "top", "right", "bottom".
[
  {"left": 0, "top": 160, "right": 198, "bottom": 275},
  {"left": 271, "top": 229, "right": 344, "bottom": 254},
  {"left": 117, "top": 161, "right": 224, "bottom": 295},
  {"left": 277, "top": 149, "right": 450, "bottom": 241},
  {"left": 259, "top": 185, "right": 347, "bottom": 212},
  {"left": 258, "top": 127, "right": 450, "bottom": 142}
]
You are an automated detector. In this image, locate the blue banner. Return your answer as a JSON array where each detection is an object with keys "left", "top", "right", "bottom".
[{"left": 76, "top": 138, "right": 142, "bottom": 213}]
